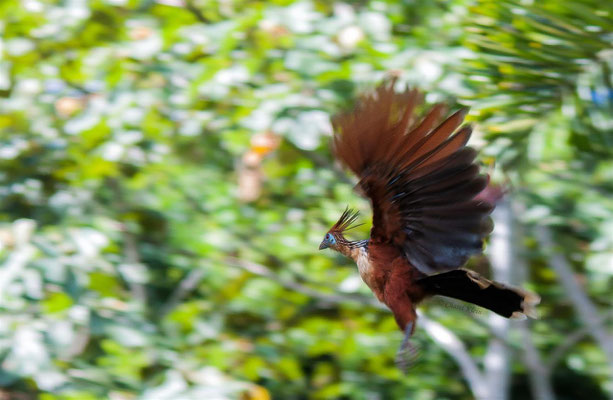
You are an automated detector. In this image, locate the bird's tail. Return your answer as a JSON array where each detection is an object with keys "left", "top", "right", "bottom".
[{"left": 418, "top": 269, "right": 540, "bottom": 319}]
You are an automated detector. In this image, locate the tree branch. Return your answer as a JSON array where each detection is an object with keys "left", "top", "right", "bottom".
[
  {"left": 184, "top": 0, "right": 211, "bottom": 24},
  {"left": 225, "top": 256, "right": 487, "bottom": 398},
  {"left": 160, "top": 268, "right": 206, "bottom": 317},
  {"left": 535, "top": 226, "right": 613, "bottom": 387},
  {"left": 153, "top": 0, "right": 211, "bottom": 23},
  {"left": 545, "top": 310, "right": 613, "bottom": 374},
  {"left": 107, "top": 178, "right": 147, "bottom": 305},
  {"left": 226, "top": 257, "right": 382, "bottom": 308},
  {"left": 418, "top": 316, "right": 488, "bottom": 398}
]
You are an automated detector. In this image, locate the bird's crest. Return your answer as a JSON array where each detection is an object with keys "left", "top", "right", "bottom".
[{"left": 329, "top": 207, "right": 362, "bottom": 235}]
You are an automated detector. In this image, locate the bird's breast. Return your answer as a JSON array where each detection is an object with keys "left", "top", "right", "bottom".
[{"left": 355, "top": 248, "right": 380, "bottom": 297}]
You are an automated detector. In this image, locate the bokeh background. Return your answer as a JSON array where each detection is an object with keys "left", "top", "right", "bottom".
[{"left": 1, "top": 0, "right": 612, "bottom": 399}]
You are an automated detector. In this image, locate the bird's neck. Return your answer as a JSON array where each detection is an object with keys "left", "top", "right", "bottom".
[
  {"left": 336, "top": 239, "right": 368, "bottom": 262},
  {"left": 337, "top": 240, "right": 378, "bottom": 298}
]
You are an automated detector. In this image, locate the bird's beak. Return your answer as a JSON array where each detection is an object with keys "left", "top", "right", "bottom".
[{"left": 319, "top": 241, "right": 329, "bottom": 250}]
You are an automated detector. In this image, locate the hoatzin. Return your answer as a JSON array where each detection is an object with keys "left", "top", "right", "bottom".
[{"left": 319, "top": 80, "right": 540, "bottom": 369}]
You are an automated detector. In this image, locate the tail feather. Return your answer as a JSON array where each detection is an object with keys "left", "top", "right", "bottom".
[{"left": 418, "top": 269, "right": 540, "bottom": 319}]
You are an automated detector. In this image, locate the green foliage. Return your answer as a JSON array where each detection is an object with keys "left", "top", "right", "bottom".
[
  {"left": 461, "top": 2, "right": 613, "bottom": 396},
  {"left": 0, "top": 0, "right": 611, "bottom": 399},
  {"left": 463, "top": 0, "right": 612, "bottom": 330}
]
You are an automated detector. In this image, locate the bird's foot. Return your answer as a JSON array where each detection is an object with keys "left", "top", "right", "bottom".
[
  {"left": 395, "top": 322, "right": 420, "bottom": 374},
  {"left": 395, "top": 343, "right": 420, "bottom": 373}
]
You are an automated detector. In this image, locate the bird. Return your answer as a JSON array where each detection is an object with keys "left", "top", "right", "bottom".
[{"left": 319, "top": 79, "right": 540, "bottom": 370}]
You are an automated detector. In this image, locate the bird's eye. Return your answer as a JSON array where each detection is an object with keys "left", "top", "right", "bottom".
[
  {"left": 325, "top": 233, "right": 335, "bottom": 244},
  {"left": 325, "top": 233, "right": 332, "bottom": 240}
]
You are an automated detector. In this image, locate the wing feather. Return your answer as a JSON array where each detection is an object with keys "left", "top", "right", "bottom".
[{"left": 332, "top": 80, "right": 494, "bottom": 274}]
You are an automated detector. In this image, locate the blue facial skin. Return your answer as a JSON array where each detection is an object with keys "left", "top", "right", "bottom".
[{"left": 319, "top": 233, "right": 336, "bottom": 250}]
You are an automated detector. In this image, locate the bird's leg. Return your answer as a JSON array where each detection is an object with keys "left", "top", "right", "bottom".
[{"left": 395, "top": 322, "right": 419, "bottom": 373}]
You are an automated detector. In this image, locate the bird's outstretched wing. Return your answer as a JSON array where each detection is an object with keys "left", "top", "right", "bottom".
[{"left": 332, "top": 80, "right": 493, "bottom": 274}]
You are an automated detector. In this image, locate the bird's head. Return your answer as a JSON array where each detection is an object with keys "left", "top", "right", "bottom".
[
  {"left": 319, "top": 207, "right": 361, "bottom": 252},
  {"left": 319, "top": 232, "right": 338, "bottom": 250}
]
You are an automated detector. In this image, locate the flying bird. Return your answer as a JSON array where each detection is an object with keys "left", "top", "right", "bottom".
[{"left": 319, "top": 79, "right": 540, "bottom": 369}]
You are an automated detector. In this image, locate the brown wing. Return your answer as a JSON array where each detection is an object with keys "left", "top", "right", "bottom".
[{"left": 332, "top": 79, "right": 494, "bottom": 274}]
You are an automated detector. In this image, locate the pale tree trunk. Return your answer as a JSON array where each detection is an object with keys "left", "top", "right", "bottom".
[
  {"left": 484, "top": 198, "right": 513, "bottom": 400},
  {"left": 487, "top": 199, "right": 558, "bottom": 400},
  {"left": 519, "top": 318, "right": 556, "bottom": 400},
  {"left": 423, "top": 197, "right": 555, "bottom": 400},
  {"left": 513, "top": 203, "right": 556, "bottom": 400}
]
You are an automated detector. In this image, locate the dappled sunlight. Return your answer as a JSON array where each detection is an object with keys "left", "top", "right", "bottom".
[{"left": 0, "top": 0, "right": 611, "bottom": 399}]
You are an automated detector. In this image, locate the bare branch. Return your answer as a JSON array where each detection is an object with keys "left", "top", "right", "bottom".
[
  {"left": 153, "top": 0, "right": 211, "bottom": 23},
  {"left": 184, "top": 0, "right": 211, "bottom": 24},
  {"left": 546, "top": 310, "right": 613, "bottom": 374},
  {"left": 107, "top": 178, "right": 147, "bottom": 304},
  {"left": 160, "top": 268, "right": 207, "bottom": 317},
  {"left": 226, "top": 256, "right": 487, "bottom": 398},
  {"left": 226, "top": 257, "right": 382, "bottom": 308},
  {"left": 418, "top": 316, "right": 488, "bottom": 398},
  {"left": 535, "top": 226, "right": 613, "bottom": 386}
]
